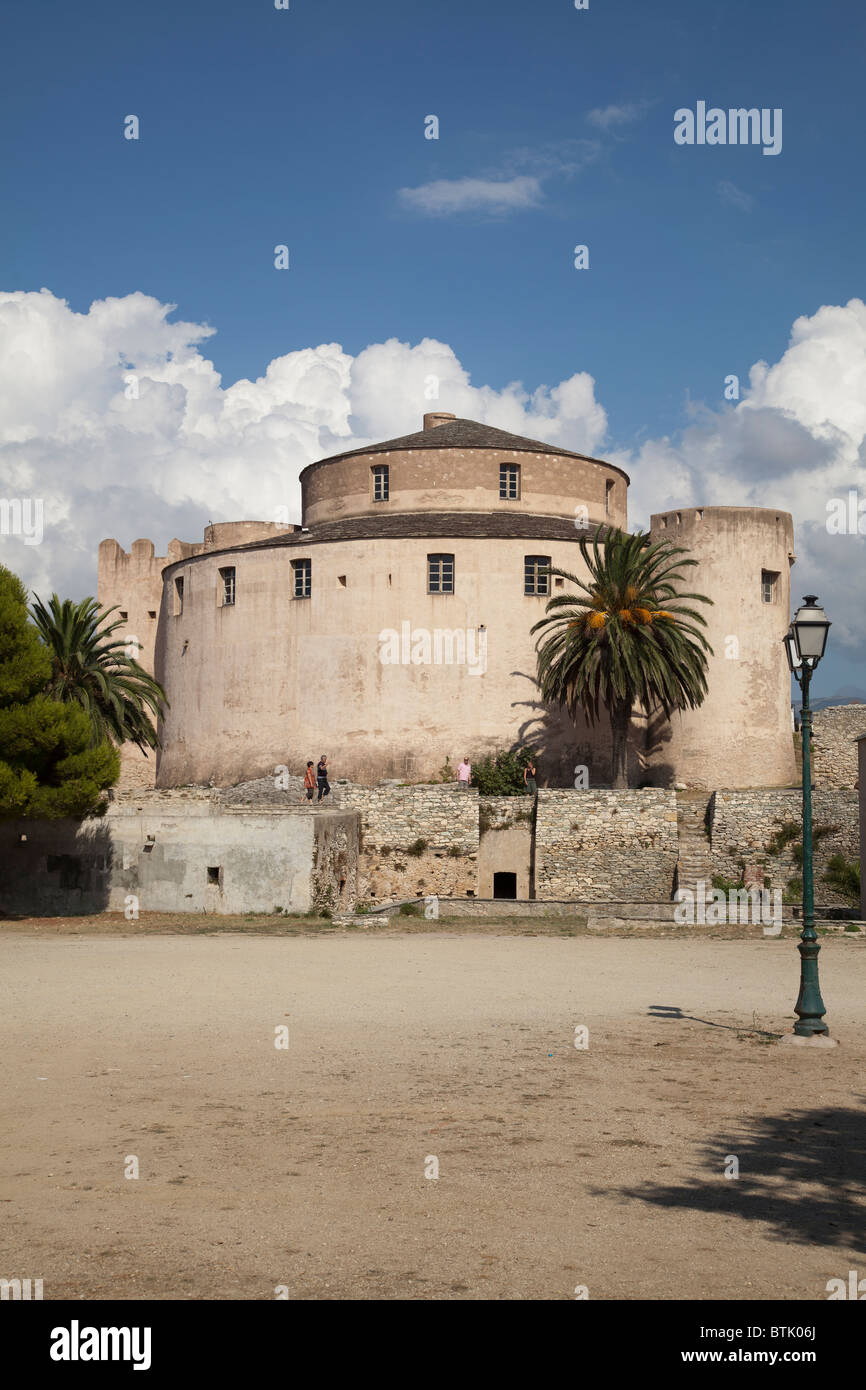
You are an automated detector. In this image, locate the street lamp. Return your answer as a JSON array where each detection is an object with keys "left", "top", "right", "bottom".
[{"left": 783, "top": 595, "right": 832, "bottom": 1037}]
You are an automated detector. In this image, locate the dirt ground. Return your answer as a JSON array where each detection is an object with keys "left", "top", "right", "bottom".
[{"left": 1, "top": 921, "right": 864, "bottom": 1301}]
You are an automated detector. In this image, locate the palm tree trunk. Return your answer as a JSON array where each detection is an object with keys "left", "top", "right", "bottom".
[{"left": 610, "top": 700, "right": 632, "bottom": 788}]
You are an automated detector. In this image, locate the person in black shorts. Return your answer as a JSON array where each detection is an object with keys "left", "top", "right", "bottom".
[
  {"left": 303, "top": 761, "right": 316, "bottom": 802},
  {"left": 316, "top": 755, "right": 330, "bottom": 801}
]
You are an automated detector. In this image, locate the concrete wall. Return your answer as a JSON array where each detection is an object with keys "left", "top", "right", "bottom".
[
  {"left": 812, "top": 705, "right": 866, "bottom": 789},
  {"left": 0, "top": 805, "right": 358, "bottom": 917},
  {"left": 646, "top": 507, "right": 797, "bottom": 790},
  {"left": 534, "top": 789, "right": 679, "bottom": 901}
]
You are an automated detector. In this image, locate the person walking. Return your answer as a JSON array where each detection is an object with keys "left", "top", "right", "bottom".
[
  {"left": 316, "top": 755, "right": 331, "bottom": 802},
  {"left": 456, "top": 755, "right": 472, "bottom": 791},
  {"left": 524, "top": 758, "right": 538, "bottom": 797},
  {"left": 303, "top": 761, "right": 316, "bottom": 803}
]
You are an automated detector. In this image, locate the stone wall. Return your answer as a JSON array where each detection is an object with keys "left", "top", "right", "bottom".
[
  {"left": 811, "top": 705, "right": 866, "bottom": 789},
  {"left": 311, "top": 814, "right": 358, "bottom": 913},
  {"left": 341, "top": 784, "right": 479, "bottom": 906},
  {"left": 710, "top": 789, "right": 860, "bottom": 908},
  {"left": 341, "top": 784, "right": 478, "bottom": 850},
  {"left": 534, "top": 789, "right": 679, "bottom": 901}
]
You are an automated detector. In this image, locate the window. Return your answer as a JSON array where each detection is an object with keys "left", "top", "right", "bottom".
[
  {"left": 372, "top": 464, "right": 389, "bottom": 502},
  {"left": 337, "top": 574, "right": 347, "bottom": 587},
  {"left": 148, "top": 610, "right": 156, "bottom": 619},
  {"left": 428, "top": 553, "right": 454, "bottom": 594},
  {"left": 207, "top": 866, "right": 221, "bottom": 886},
  {"left": 500, "top": 463, "right": 520, "bottom": 499},
  {"left": 219, "top": 567, "right": 236, "bottom": 606},
  {"left": 174, "top": 577, "right": 184, "bottom": 616},
  {"left": 761, "top": 569, "right": 779, "bottom": 604},
  {"left": 605, "top": 480, "right": 615, "bottom": 516},
  {"left": 119, "top": 610, "right": 128, "bottom": 621},
  {"left": 292, "top": 557, "right": 311, "bottom": 598},
  {"left": 524, "top": 555, "right": 551, "bottom": 596}
]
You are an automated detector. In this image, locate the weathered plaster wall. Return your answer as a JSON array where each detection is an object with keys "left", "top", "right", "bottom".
[
  {"left": 152, "top": 533, "right": 614, "bottom": 789},
  {"left": 0, "top": 805, "right": 357, "bottom": 917},
  {"left": 300, "top": 443, "right": 627, "bottom": 529},
  {"left": 645, "top": 508, "right": 797, "bottom": 790},
  {"left": 477, "top": 796, "right": 534, "bottom": 898}
]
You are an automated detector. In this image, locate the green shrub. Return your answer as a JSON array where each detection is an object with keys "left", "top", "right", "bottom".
[
  {"left": 471, "top": 746, "right": 539, "bottom": 797},
  {"left": 823, "top": 854, "right": 860, "bottom": 904},
  {"left": 398, "top": 901, "right": 422, "bottom": 917},
  {"left": 767, "top": 820, "right": 800, "bottom": 857},
  {"left": 406, "top": 838, "right": 427, "bottom": 857}
]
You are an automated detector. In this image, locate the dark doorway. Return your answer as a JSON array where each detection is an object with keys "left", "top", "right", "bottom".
[{"left": 493, "top": 871, "right": 518, "bottom": 900}]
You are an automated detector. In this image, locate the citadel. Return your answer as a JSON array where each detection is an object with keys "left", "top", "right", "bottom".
[
  {"left": 4, "top": 411, "right": 861, "bottom": 921},
  {"left": 98, "top": 410, "right": 799, "bottom": 793}
]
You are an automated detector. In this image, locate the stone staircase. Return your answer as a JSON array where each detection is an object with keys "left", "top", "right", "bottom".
[{"left": 674, "top": 791, "right": 714, "bottom": 896}]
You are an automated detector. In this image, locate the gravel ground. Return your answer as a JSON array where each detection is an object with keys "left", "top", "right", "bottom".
[{"left": 1, "top": 927, "right": 863, "bottom": 1301}]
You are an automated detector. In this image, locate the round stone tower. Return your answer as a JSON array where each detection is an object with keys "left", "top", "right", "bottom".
[
  {"left": 645, "top": 506, "right": 798, "bottom": 789},
  {"left": 153, "top": 415, "right": 628, "bottom": 787}
]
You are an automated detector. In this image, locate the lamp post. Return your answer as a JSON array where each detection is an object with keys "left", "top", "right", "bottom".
[{"left": 783, "top": 596, "right": 832, "bottom": 1037}]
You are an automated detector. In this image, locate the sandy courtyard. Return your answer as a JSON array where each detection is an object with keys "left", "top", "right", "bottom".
[{"left": 1, "top": 927, "right": 864, "bottom": 1301}]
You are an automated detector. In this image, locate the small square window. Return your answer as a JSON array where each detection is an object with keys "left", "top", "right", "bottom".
[
  {"left": 337, "top": 575, "right": 347, "bottom": 587},
  {"left": 148, "top": 610, "right": 156, "bottom": 619},
  {"left": 119, "top": 610, "right": 128, "bottom": 621},
  {"left": 292, "top": 558, "right": 311, "bottom": 598},
  {"left": 499, "top": 464, "right": 520, "bottom": 500},
  {"left": 428, "top": 553, "right": 454, "bottom": 594},
  {"left": 372, "top": 464, "right": 389, "bottom": 502},
  {"left": 207, "top": 866, "right": 221, "bottom": 885}
]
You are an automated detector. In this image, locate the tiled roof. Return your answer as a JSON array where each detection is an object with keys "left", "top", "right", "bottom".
[
  {"left": 161, "top": 512, "right": 610, "bottom": 570},
  {"left": 311, "top": 417, "right": 613, "bottom": 467}
]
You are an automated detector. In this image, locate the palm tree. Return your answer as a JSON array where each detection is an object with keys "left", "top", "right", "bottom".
[
  {"left": 531, "top": 526, "right": 712, "bottom": 787},
  {"left": 30, "top": 595, "right": 167, "bottom": 754}
]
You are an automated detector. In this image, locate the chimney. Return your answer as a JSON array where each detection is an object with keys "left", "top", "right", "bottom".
[{"left": 423, "top": 412, "right": 456, "bottom": 431}]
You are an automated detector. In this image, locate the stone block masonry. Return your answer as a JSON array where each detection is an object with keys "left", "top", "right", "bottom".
[
  {"left": 811, "top": 705, "right": 866, "bottom": 790},
  {"left": 534, "top": 789, "right": 679, "bottom": 902},
  {"left": 341, "top": 784, "right": 479, "bottom": 905},
  {"left": 709, "top": 789, "right": 860, "bottom": 908}
]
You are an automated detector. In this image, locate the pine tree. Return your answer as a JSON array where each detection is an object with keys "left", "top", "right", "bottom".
[{"left": 0, "top": 566, "right": 119, "bottom": 818}]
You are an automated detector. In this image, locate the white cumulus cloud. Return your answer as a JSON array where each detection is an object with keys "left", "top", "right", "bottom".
[{"left": 0, "top": 288, "right": 863, "bottom": 666}]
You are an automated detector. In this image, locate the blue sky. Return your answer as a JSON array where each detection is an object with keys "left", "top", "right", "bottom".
[{"left": 1, "top": 0, "right": 865, "bottom": 693}]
